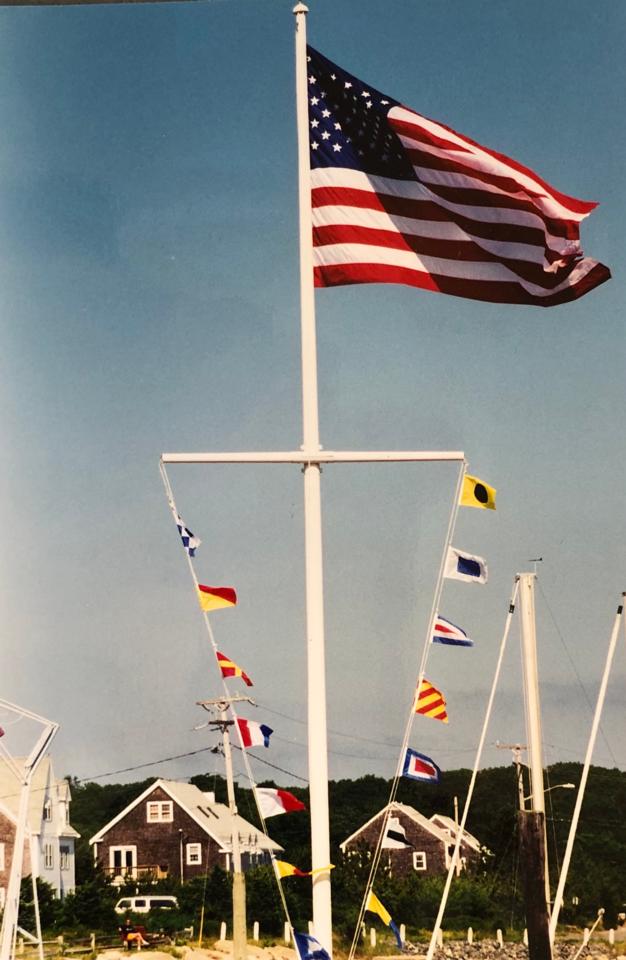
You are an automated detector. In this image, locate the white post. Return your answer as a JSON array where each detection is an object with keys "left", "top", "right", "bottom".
[
  {"left": 284, "top": 922, "right": 291, "bottom": 945},
  {"left": 220, "top": 922, "right": 227, "bottom": 942},
  {"left": 252, "top": 923, "right": 259, "bottom": 942},
  {"left": 369, "top": 929, "right": 376, "bottom": 948},
  {"left": 549, "top": 597, "right": 625, "bottom": 942},
  {"left": 496, "top": 929, "right": 503, "bottom": 948},
  {"left": 518, "top": 572, "right": 550, "bottom": 909},
  {"left": 293, "top": 3, "right": 332, "bottom": 955},
  {"left": 400, "top": 925, "right": 406, "bottom": 943}
]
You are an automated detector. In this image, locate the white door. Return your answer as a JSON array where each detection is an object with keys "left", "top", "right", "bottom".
[{"left": 109, "top": 846, "right": 137, "bottom": 879}]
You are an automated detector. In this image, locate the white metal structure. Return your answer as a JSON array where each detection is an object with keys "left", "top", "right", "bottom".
[{"left": 0, "top": 700, "right": 58, "bottom": 960}]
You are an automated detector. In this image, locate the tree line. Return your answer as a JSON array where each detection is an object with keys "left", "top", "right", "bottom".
[{"left": 27, "top": 762, "right": 626, "bottom": 938}]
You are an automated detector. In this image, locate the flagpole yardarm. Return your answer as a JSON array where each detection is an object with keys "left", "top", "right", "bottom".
[{"left": 294, "top": 3, "right": 333, "bottom": 953}]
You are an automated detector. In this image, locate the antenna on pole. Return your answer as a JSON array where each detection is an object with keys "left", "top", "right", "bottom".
[
  {"left": 529, "top": 557, "right": 543, "bottom": 575},
  {"left": 495, "top": 741, "right": 528, "bottom": 811}
]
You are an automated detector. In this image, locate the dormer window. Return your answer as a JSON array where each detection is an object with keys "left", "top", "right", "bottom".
[
  {"left": 146, "top": 801, "right": 173, "bottom": 823},
  {"left": 43, "top": 800, "right": 53, "bottom": 822}
]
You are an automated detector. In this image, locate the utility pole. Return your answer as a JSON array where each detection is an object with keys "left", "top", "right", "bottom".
[{"left": 197, "top": 696, "right": 253, "bottom": 960}]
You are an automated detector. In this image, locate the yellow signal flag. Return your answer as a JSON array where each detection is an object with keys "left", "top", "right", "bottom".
[
  {"left": 275, "top": 861, "right": 334, "bottom": 879},
  {"left": 460, "top": 474, "right": 496, "bottom": 511},
  {"left": 365, "top": 890, "right": 392, "bottom": 926}
]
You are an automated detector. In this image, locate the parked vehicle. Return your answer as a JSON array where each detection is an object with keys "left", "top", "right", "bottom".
[{"left": 114, "top": 895, "right": 178, "bottom": 915}]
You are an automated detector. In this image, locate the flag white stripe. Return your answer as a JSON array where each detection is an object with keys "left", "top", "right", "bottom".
[
  {"left": 313, "top": 204, "right": 559, "bottom": 267},
  {"left": 311, "top": 167, "right": 579, "bottom": 254}
]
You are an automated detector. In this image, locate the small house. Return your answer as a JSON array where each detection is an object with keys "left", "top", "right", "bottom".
[
  {"left": 340, "top": 801, "right": 483, "bottom": 878},
  {"left": 89, "top": 779, "right": 282, "bottom": 883}
]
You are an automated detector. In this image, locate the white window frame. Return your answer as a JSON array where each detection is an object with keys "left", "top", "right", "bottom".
[
  {"left": 60, "top": 845, "right": 70, "bottom": 871},
  {"left": 109, "top": 845, "right": 137, "bottom": 878},
  {"left": 412, "top": 851, "right": 427, "bottom": 871},
  {"left": 146, "top": 800, "right": 173, "bottom": 823},
  {"left": 186, "top": 843, "right": 202, "bottom": 865},
  {"left": 43, "top": 799, "right": 53, "bottom": 822},
  {"left": 44, "top": 843, "right": 54, "bottom": 870}
]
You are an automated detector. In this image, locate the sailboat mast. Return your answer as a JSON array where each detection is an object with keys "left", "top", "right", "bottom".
[
  {"left": 517, "top": 573, "right": 552, "bottom": 960},
  {"left": 518, "top": 574, "right": 547, "bottom": 822}
]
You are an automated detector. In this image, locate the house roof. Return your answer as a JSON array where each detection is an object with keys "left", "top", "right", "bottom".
[
  {"left": 89, "top": 779, "right": 282, "bottom": 854},
  {"left": 339, "top": 801, "right": 481, "bottom": 852},
  {"left": 429, "top": 814, "right": 482, "bottom": 852},
  {"left": 0, "top": 756, "right": 80, "bottom": 839}
]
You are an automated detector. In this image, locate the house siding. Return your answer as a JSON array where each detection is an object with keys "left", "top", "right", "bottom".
[
  {"left": 343, "top": 809, "right": 480, "bottom": 878},
  {"left": 0, "top": 810, "right": 32, "bottom": 906},
  {"left": 95, "top": 786, "right": 226, "bottom": 881}
]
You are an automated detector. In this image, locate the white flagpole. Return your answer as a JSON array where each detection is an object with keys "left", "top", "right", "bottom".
[
  {"left": 548, "top": 593, "right": 625, "bottom": 943},
  {"left": 293, "top": 3, "right": 333, "bottom": 953}
]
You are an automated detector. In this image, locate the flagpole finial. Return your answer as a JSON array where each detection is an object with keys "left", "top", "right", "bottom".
[{"left": 293, "top": 2, "right": 308, "bottom": 13}]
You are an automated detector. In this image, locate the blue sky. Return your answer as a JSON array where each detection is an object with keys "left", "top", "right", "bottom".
[{"left": 0, "top": 0, "right": 624, "bottom": 792}]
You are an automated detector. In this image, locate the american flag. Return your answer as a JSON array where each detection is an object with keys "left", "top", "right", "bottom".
[{"left": 307, "top": 46, "right": 610, "bottom": 306}]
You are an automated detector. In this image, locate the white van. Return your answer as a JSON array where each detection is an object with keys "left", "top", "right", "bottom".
[{"left": 114, "top": 895, "right": 178, "bottom": 915}]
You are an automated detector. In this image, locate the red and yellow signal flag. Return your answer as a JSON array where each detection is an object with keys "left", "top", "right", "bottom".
[
  {"left": 275, "top": 861, "right": 334, "bottom": 879},
  {"left": 216, "top": 651, "right": 253, "bottom": 687},
  {"left": 197, "top": 585, "right": 237, "bottom": 612},
  {"left": 415, "top": 678, "right": 449, "bottom": 723}
]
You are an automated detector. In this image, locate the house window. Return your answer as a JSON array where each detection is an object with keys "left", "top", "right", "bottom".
[
  {"left": 44, "top": 843, "right": 54, "bottom": 869},
  {"left": 412, "top": 851, "right": 427, "bottom": 871},
  {"left": 110, "top": 846, "right": 137, "bottom": 878},
  {"left": 43, "top": 799, "right": 53, "bottom": 822},
  {"left": 186, "top": 843, "right": 202, "bottom": 865},
  {"left": 0, "top": 843, "right": 5, "bottom": 871},
  {"left": 146, "top": 801, "right": 173, "bottom": 823},
  {"left": 60, "top": 846, "right": 70, "bottom": 871}
]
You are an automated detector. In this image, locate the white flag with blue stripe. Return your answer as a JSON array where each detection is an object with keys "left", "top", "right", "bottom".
[{"left": 444, "top": 546, "right": 488, "bottom": 584}]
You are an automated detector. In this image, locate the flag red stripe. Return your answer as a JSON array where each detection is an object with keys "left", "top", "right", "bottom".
[
  {"left": 314, "top": 261, "right": 610, "bottom": 307},
  {"left": 312, "top": 186, "right": 579, "bottom": 250}
]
